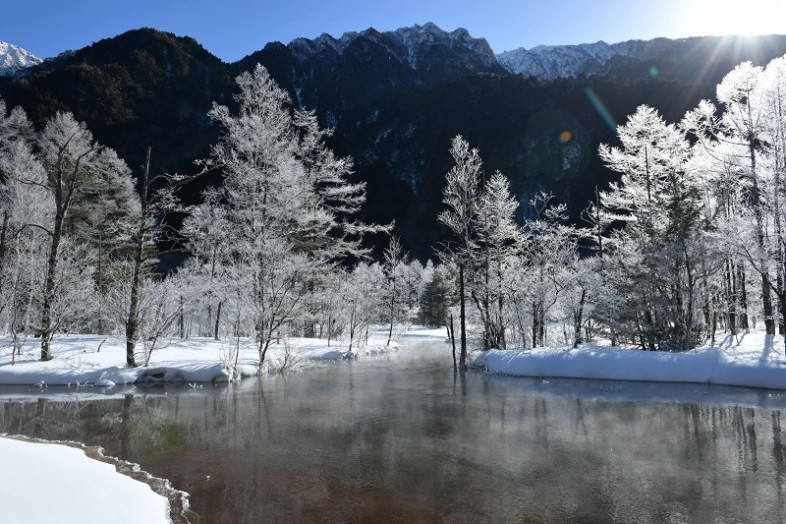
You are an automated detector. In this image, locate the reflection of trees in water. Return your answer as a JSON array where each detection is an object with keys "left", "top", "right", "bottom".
[
  {"left": 773, "top": 411, "right": 786, "bottom": 506},
  {"left": 2, "top": 397, "right": 123, "bottom": 443},
  {"left": 3, "top": 378, "right": 786, "bottom": 523},
  {"left": 0, "top": 394, "right": 185, "bottom": 464}
]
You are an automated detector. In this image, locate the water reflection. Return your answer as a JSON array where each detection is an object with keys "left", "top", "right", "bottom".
[{"left": 2, "top": 344, "right": 786, "bottom": 523}]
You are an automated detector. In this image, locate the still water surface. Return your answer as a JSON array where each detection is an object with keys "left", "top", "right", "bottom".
[{"left": 3, "top": 340, "right": 786, "bottom": 523}]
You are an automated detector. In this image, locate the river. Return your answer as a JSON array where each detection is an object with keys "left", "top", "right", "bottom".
[{"left": 3, "top": 339, "right": 786, "bottom": 523}]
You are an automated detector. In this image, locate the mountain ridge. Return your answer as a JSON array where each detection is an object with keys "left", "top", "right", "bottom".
[
  {"left": 496, "top": 34, "right": 786, "bottom": 79},
  {"left": 6, "top": 26, "right": 786, "bottom": 82},
  {"left": 3, "top": 25, "right": 786, "bottom": 259},
  {"left": 0, "top": 41, "right": 42, "bottom": 75}
]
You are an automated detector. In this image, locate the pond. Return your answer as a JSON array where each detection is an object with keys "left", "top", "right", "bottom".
[{"left": 3, "top": 340, "right": 786, "bottom": 523}]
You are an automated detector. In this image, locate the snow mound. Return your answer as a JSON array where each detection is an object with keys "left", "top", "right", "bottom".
[
  {"left": 485, "top": 332, "right": 786, "bottom": 390},
  {"left": 311, "top": 350, "right": 347, "bottom": 361},
  {"left": 134, "top": 364, "right": 230, "bottom": 384}
]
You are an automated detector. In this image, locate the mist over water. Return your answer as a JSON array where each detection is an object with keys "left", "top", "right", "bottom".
[{"left": 3, "top": 341, "right": 786, "bottom": 523}]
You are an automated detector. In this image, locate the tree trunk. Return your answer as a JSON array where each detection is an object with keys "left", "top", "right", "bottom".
[
  {"left": 40, "top": 216, "right": 63, "bottom": 361},
  {"left": 748, "top": 135, "right": 776, "bottom": 335},
  {"left": 738, "top": 265, "right": 749, "bottom": 331},
  {"left": 259, "top": 336, "right": 273, "bottom": 369},
  {"left": 725, "top": 259, "right": 737, "bottom": 334},
  {"left": 761, "top": 272, "right": 776, "bottom": 334},
  {"left": 348, "top": 305, "right": 356, "bottom": 352},
  {"left": 779, "top": 291, "right": 786, "bottom": 347},
  {"left": 214, "top": 301, "right": 222, "bottom": 340},
  {"left": 387, "top": 275, "right": 396, "bottom": 347},
  {"left": 179, "top": 295, "right": 185, "bottom": 339},
  {"left": 449, "top": 313, "right": 457, "bottom": 371},
  {"left": 573, "top": 289, "right": 586, "bottom": 349},
  {"left": 459, "top": 263, "right": 467, "bottom": 371},
  {"left": 125, "top": 147, "right": 152, "bottom": 368},
  {"left": 0, "top": 211, "right": 9, "bottom": 304}
]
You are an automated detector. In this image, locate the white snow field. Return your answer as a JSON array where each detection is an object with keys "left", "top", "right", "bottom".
[
  {"left": 0, "top": 329, "right": 417, "bottom": 387},
  {"left": 482, "top": 331, "right": 786, "bottom": 390},
  {"left": 0, "top": 437, "right": 171, "bottom": 524}
]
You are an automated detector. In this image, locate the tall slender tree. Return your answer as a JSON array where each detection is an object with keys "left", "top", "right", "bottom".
[{"left": 438, "top": 135, "right": 482, "bottom": 370}]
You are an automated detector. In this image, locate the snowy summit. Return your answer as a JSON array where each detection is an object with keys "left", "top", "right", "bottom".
[
  {"left": 496, "top": 37, "right": 686, "bottom": 79},
  {"left": 0, "top": 41, "right": 41, "bottom": 75},
  {"left": 288, "top": 22, "right": 498, "bottom": 69}
]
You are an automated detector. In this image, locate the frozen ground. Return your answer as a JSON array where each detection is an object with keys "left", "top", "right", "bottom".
[
  {"left": 0, "top": 327, "right": 447, "bottom": 387},
  {"left": 482, "top": 331, "right": 786, "bottom": 390},
  {"left": 0, "top": 436, "right": 172, "bottom": 524}
]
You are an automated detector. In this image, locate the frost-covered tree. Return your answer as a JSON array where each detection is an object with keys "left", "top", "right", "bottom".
[
  {"left": 181, "top": 188, "right": 233, "bottom": 339},
  {"left": 513, "top": 193, "right": 576, "bottom": 348},
  {"left": 0, "top": 102, "right": 137, "bottom": 360},
  {"left": 0, "top": 100, "right": 43, "bottom": 340},
  {"left": 120, "top": 147, "right": 185, "bottom": 367},
  {"left": 470, "top": 172, "right": 521, "bottom": 349},
  {"left": 760, "top": 56, "right": 786, "bottom": 334},
  {"left": 438, "top": 136, "right": 482, "bottom": 368},
  {"left": 195, "top": 64, "right": 378, "bottom": 367},
  {"left": 418, "top": 263, "right": 453, "bottom": 329},
  {"left": 339, "top": 262, "right": 384, "bottom": 352},
  {"left": 599, "top": 105, "right": 712, "bottom": 349},
  {"left": 382, "top": 235, "right": 407, "bottom": 347},
  {"left": 684, "top": 63, "right": 777, "bottom": 335},
  {"left": 438, "top": 135, "right": 525, "bottom": 355}
]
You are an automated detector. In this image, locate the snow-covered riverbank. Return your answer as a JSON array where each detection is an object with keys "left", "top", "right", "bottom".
[
  {"left": 482, "top": 331, "right": 786, "bottom": 390},
  {"left": 0, "top": 328, "right": 432, "bottom": 387},
  {"left": 6, "top": 327, "right": 785, "bottom": 392},
  {"left": 0, "top": 436, "right": 176, "bottom": 524}
]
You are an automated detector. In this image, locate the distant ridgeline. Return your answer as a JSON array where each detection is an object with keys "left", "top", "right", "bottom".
[{"left": 2, "top": 26, "right": 786, "bottom": 259}]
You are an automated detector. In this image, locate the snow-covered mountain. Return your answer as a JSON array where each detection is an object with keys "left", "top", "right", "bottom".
[
  {"left": 286, "top": 22, "right": 500, "bottom": 72},
  {"left": 496, "top": 38, "right": 689, "bottom": 79},
  {"left": 0, "top": 41, "right": 41, "bottom": 75},
  {"left": 236, "top": 22, "right": 506, "bottom": 114}
]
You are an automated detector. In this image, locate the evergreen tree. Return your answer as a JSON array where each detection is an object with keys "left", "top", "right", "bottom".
[{"left": 599, "top": 106, "right": 710, "bottom": 349}]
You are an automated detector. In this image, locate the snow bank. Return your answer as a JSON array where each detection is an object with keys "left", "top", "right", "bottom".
[
  {"left": 0, "top": 327, "right": 437, "bottom": 387},
  {"left": 484, "top": 332, "right": 786, "bottom": 390},
  {"left": 0, "top": 436, "right": 171, "bottom": 524},
  {"left": 0, "top": 337, "right": 234, "bottom": 386},
  {"left": 310, "top": 349, "right": 347, "bottom": 360}
]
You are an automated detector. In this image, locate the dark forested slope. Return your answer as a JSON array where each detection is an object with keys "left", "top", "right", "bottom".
[{"left": 2, "top": 27, "right": 785, "bottom": 259}]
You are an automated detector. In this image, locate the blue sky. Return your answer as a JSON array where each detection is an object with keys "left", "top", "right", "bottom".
[{"left": 3, "top": 0, "right": 785, "bottom": 61}]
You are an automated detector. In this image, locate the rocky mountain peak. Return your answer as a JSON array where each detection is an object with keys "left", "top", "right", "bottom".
[
  {"left": 287, "top": 23, "right": 498, "bottom": 70},
  {"left": 0, "top": 41, "right": 42, "bottom": 75},
  {"left": 495, "top": 35, "right": 778, "bottom": 80}
]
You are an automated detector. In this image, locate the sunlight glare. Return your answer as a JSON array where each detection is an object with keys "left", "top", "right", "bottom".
[{"left": 685, "top": 0, "right": 786, "bottom": 36}]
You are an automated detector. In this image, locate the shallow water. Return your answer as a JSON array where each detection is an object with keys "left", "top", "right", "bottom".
[{"left": 3, "top": 341, "right": 786, "bottom": 523}]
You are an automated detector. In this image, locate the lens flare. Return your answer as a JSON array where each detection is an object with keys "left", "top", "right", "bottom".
[
  {"left": 584, "top": 87, "right": 617, "bottom": 132},
  {"left": 560, "top": 130, "right": 572, "bottom": 143}
]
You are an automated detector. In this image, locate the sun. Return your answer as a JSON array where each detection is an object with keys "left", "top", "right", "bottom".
[{"left": 685, "top": 0, "right": 786, "bottom": 37}]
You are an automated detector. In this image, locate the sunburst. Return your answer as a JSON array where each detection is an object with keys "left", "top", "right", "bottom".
[{"left": 683, "top": 0, "right": 786, "bottom": 37}]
